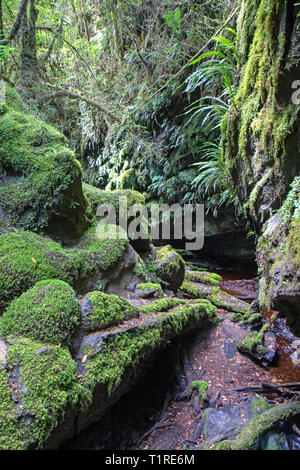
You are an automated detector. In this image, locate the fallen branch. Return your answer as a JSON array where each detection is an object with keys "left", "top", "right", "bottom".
[{"left": 233, "top": 382, "right": 300, "bottom": 395}]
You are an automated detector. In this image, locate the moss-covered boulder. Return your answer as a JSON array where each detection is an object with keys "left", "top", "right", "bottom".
[
  {"left": 0, "top": 86, "right": 89, "bottom": 239},
  {"left": 215, "top": 400, "right": 300, "bottom": 450},
  {"left": 83, "top": 184, "right": 151, "bottom": 253},
  {"left": 83, "top": 184, "right": 145, "bottom": 214},
  {"left": 0, "top": 280, "right": 81, "bottom": 346},
  {"left": 0, "top": 337, "right": 88, "bottom": 450},
  {"left": 80, "top": 291, "right": 139, "bottom": 331},
  {"left": 136, "top": 282, "right": 163, "bottom": 299},
  {"left": 0, "top": 227, "right": 130, "bottom": 309},
  {"left": 156, "top": 245, "right": 185, "bottom": 291}
]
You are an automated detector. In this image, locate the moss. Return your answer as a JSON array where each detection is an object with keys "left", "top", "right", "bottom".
[
  {"left": 83, "top": 299, "right": 218, "bottom": 395},
  {"left": 183, "top": 380, "right": 209, "bottom": 401},
  {"left": 139, "top": 297, "right": 184, "bottom": 314},
  {"left": 118, "top": 169, "right": 137, "bottom": 190},
  {"left": 216, "top": 401, "right": 300, "bottom": 450},
  {"left": 0, "top": 227, "right": 128, "bottom": 309},
  {"left": 239, "top": 323, "right": 269, "bottom": 355},
  {"left": 256, "top": 176, "right": 300, "bottom": 332},
  {"left": 136, "top": 282, "right": 163, "bottom": 298},
  {"left": 227, "top": 311, "right": 263, "bottom": 329},
  {"left": 0, "top": 280, "right": 81, "bottom": 345},
  {"left": 82, "top": 291, "right": 139, "bottom": 330},
  {"left": 156, "top": 245, "right": 185, "bottom": 290},
  {"left": 83, "top": 183, "right": 145, "bottom": 215},
  {"left": 0, "top": 338, "right": 89, "bottom": 450},
  {"left": 0, "top": 86, "right": 89, "bottom": 236},
  {"left": 185, "top": 270, "right": 222, "bottom": 286},
  {"left": 222, "top": 0, "right": 300, "bottom": 224},
  {"left": 180, "top": 280, "right": 204, "bottom": 298}
]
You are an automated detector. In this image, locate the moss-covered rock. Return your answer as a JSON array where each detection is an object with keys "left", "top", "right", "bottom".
[
  {"left": 0, "top": 337, "right": 88, "bottom": 450},
  {"left": 79, "top": 299, "right": 218, "bottom": 398},
  {"left": 83, "top": 183, "right": 151, "bottom": 253},
  {"left": 0, "top": 86, "right": 89, "bottom": 239},
  {"left": 0, "top": 296, "right": 218, "bottom": 449},
  {"left": 257, "top": 176, "right": 300, "bottom": 335},
  {"left": 81, "top": 291, "right": 139, "bottom": 331},
  {"left": 180, "top": 281, "right": 251, "bottom": 315},
  {"left": 222, "top": 1, "right": 300, "bottom": 230},
  {"left": 136, "top": 282, "right": 163, "bottom": 299},
  {"left": 0, "top": 280, "right": 81, "bottom": 346},
  {"left": 222, "top": 1, "right": 300, "bottom": 333},
  {"left": 0, "top": 227, "right": 129, "bottom": 309},
  {"left": 156, "top": 245, "right": 185, "bottom": 291},
  {"left": 83, "top": 183, "right": 145, "bottom": 215},
  {"left": 185, "top": 270, "right": 222, "bottom": 287},
  {"left": 139, "top": 297, "right": 184, "bottom": 314},
  {"left": 215, "top": 400, "right": 300, "bottom": 450},
  {"left": 182, "top": 380, "right": 209, "bottom": 402}
]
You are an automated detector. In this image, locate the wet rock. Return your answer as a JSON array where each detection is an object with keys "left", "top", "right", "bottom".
[
  {"left": 196, "top": 397, "right": 270, "bottom": 448},
  {"left": 223, "top": 340, "right": 237, "bottom": 359},
  {"left": 260, "top": 431, "right": 290, "bottom": 450}
]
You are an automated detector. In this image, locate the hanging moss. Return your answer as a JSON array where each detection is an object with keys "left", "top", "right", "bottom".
[{"left": 222, "top": 0, "right": 300, "bottom": 226}]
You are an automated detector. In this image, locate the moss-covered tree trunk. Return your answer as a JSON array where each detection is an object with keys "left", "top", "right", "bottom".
[
  {"left": 17, "top": 0, "right": 39, "bottom": 102},
  {"left": 222, "top": 0, "right": 300, "bottom": 333}
]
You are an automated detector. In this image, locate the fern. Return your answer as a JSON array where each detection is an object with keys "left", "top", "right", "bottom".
[{"left": 183, "top": 29, "right": 240, "bottom": 215}]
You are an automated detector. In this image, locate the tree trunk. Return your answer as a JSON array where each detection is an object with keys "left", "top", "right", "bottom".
[{"left": 17, "top": 0, "right": 39, "bottom": 102}]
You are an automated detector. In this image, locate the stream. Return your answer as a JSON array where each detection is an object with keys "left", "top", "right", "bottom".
[{"left": 62, "top": 270, "right": 300, "bottom": 450}]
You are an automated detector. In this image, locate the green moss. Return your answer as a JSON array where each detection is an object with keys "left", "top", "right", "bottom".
[
  {"left": 82, "top": 291, "right": 139, "bottom": 330},
  {"left": 0, "top": 280, "right": 81, "bottom": 345},
  {"left": 216, "top": 401, "right": 300, "bottom": 450},
  {"left": 139, "top": 297, "right": 184, "bottom": 314},
  {"left": 119, "top": 169, "right": 137, "bottom": 190},
  {"left": 0, "top": 338, "right": 89, "bottom": 450},
  {"left": 180, "top": 280, "right": 203, "bottom": 298},
  {"left": 222, "top": 0, "right": 300, "bottom": 220},
  {"left": 183, "top": 380, "right": 209, "bottom": 401},
  {"left": 227, "top": 311, "right": 263, "bottom": 329},
  {"left": 185, "top": 270, "right": 222, "bottom": 286},
  {"left": 0, "top": 86, "right": 88, "bottom": 235},
  {"left": 136, "top": 282, "right": 163, "bottom": 297},
  {"left": 156, "top": 246, "right": 185, "bottom": 290},
  {"left": 83, "top": 299, "right": 218, "bottom": 394},
  {"left": 0, "top": 227, "right": 128, "bottom": 309},
  {"left": 239, "top": 323, "right": 269, "bottom": 355},
  {"left": 83, "top": 183, "right": 145, "bottom": 215}
]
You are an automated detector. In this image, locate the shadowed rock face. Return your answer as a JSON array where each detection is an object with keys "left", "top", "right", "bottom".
[{"left": 222, "top": 0, "right": 300, "bottom": 328}]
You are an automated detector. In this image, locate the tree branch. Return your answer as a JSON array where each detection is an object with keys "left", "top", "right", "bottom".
[
  {"left": 43, "top": 83, "right": 122, "bottom": 123},
  {"left": 0, "top": 0, "right": 29, "bottom": 46}
]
